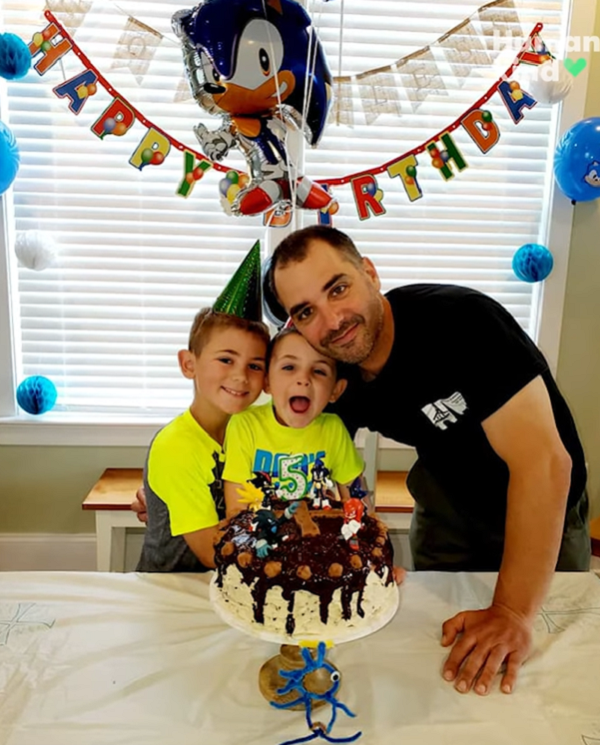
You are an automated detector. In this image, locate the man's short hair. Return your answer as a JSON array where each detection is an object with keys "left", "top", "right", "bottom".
[
  {"left": 271, "top": 225, "right": 362, "bottom": 272},
  {"left": 188, "top": 308, "right": 270, "bottom": 356},
  {"left": 267, "top": 226, "right": 363, "bottom": 309}
]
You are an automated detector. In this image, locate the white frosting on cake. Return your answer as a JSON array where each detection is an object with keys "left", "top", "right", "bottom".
[{"left": 211, "top": 564, "right": 398, "bottom": 643}]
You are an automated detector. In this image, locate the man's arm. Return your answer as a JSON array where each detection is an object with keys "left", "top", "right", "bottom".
[
  {"left": 131, "top": 485, "right": 148, "bottom": 523},
  {"left": 183, "top": 522, "right": 226, "bottom": 569},
  {"left": 441, "top": 375, "right": 572, "bottom": 695}
]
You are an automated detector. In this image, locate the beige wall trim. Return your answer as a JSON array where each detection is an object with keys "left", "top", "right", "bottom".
[
  {"left": 0, "top": 419, "right": 165, "bottom": 447},
  {"left": 536, "top": 0, "right": 599, "bottom": 373},
  {"left": 0, "top": 534, "right": 96, "bottom": 572}
]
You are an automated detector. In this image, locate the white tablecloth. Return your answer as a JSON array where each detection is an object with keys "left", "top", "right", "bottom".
[{"left": 1, "top": 571, "right": 599, "bottom": 745}]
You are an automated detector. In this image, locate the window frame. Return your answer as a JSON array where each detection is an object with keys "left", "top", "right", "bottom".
[{"left": 0, "top": 0, "right": 596, "bottom": 447}]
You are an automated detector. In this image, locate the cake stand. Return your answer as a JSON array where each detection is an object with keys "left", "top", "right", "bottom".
[{"left": 209, "top": 574, "right": 400, "bottom": 710}]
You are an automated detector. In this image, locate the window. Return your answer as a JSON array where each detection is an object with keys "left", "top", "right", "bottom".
[{"left": 0, "top": 0, "right": 589, "bottom": 437}]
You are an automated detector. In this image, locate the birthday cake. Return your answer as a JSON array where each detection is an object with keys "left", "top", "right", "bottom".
[{"left": 212, "top": 498, "right": 398, "bottom": 641}]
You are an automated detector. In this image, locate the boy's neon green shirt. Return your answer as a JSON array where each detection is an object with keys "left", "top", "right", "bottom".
[
  {"left": 146, "top": 408, "right": 224, "bottom": 535},
  {"left": 223, "top": 402, "right": 363, "bottom": 497}
]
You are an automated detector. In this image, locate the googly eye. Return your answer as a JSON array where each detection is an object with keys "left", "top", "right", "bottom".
[{"left": 330, "top": 671, "right": 340, "bottom": 683}]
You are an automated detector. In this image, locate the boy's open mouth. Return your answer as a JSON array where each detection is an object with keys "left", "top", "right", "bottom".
[{"left": 289, "top": 396, "right": 310, "bottom": 413}]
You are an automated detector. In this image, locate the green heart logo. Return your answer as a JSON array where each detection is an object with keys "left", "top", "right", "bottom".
[{"left": 563, "top": 58, "right": 587, "bottom": 77}]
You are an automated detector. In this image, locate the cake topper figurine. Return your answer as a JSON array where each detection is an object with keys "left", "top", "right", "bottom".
[
  {"left": 273, "top": 642, "right": 361, "bottom": 745},
  {"left": 341, "top": 499, "right": 365, "bottom": 551},
  {"left": 237, "top": 480, "right": 265, "bottom": 511},
  {"left": 348, "top": 478, "right": 368, "bottom": 502},
  {"left": 310, "top": 458, "right": 334, "bottom": 510},
  {"left": 252, "top": 501, "right": 299, "bottom": 558},
  {"left": 237, "top": 471, "right": 278, "bottom": 511},
  {"left": 250, "top": 471, "right": 279, "bottom": 508}
]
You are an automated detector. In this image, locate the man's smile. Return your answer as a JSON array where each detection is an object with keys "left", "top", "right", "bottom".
[{"left": 329, "top": 322, "right": 359, "bottom": 347}]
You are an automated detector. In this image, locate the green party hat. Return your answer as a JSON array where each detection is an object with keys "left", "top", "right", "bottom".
[{"left": 213, "top": 240, "right": 263, "bottom": 321}]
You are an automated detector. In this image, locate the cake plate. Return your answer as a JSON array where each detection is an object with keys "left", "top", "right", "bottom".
[{"left": 209, "top": 574, "right": 400, "bottom": 710}]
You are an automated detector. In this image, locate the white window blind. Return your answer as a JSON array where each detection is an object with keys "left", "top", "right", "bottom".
[{"left": 1, "top": 0, "right": 568, "bottom": 418}]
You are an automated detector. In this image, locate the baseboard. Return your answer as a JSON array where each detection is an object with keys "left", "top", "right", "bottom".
[{"left": 0, "top": 533, "right": 96, "bottom": 571}]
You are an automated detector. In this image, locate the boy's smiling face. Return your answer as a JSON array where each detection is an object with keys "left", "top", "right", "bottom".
[
  {"left": 265, "top": 332, "right": 346, "bottom": 428},
  {"left": 180, "top": 326, "right": 267, "bottom": 417}
]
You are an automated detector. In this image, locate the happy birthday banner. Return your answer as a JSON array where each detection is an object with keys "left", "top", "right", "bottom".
[
  {"left": 28, "top": 7, "right": 548, "bottom": 220},
  {"left": 322, "top": 23, "right": 548, "bottom": 222}
]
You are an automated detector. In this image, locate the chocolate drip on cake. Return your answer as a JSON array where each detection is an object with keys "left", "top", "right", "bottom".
[{"left": 214, "top": 507, "right": 394, "bottom": 633}]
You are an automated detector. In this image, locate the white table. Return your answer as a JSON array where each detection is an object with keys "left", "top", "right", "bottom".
[{"left": 1, "top": 571, "right": 599, "bottom": 745}]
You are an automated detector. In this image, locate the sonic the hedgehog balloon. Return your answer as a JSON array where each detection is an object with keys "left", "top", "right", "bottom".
[{"left": 173, "top": 0, "right": 335, "bottom": 217}]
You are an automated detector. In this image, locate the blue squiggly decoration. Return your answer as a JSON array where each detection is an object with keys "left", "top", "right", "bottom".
[{"left": 273, "top": 642, "right": 362, "bottom": 745}]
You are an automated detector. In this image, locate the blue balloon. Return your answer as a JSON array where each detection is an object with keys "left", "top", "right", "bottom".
[
  {"left": 0, "top": 121, "right": 20, "bottom": 195},
  {"left": 218, "top": 177, "right": 230, "bottom": 197},
  {"left": 554, "top": 117, "right": 600, "bottom": 203},
  {"left": 512, "top": 243, "right": 554, "bottom": 283},
  {"left": 364, "top": 180, "right": 377, "bottom": 197},
  {"left": 16, "top": 376, "right": 58, "bottom": 415}
]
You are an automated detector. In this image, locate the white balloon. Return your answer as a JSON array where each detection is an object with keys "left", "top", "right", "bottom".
[
  {"left": 525, "top": 59, "right": 573, "bottom": 105},
  {"left": 14, "top": 230, "right": 58, "bottom": 271}
]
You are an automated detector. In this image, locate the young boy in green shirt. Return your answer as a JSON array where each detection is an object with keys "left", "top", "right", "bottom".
[
  {"left": 137, "top": 307, "right": 269, "bottom": 572},
  {"left": 135, "top": 225, "right": 271, "bottom": 575}
]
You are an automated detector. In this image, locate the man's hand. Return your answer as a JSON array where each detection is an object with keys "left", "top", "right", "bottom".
[
  {"left": 392, "top": 566, "right": 406, "bottom": 585},
  {"left": 131, "top": 486, "right": 147, "bottom": 524},
  {"left": 441, "top": 604, "right": 533, "bottom": 695}
]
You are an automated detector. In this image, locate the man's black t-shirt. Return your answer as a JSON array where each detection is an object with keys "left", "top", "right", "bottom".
[{"left": 331, "top": 285, "right": 587, "bottom": 536}]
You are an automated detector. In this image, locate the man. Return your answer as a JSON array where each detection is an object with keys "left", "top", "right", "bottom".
[{"left": 267, "top": 224, "right": 590, "bottom": 696}]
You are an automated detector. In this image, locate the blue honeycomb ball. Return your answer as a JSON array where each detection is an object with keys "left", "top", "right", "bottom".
[
  {"left": 16, "top": 376, "right": 58, "bottom": 415},
  {"left": 0, "top": 121, "right": 20, "bottom": 195},
  {"left": 0, "top": 33, "right": 32, "bottom": 80},
  {"left": 512, "top": 244, "right": 554, "bottom": 283}
]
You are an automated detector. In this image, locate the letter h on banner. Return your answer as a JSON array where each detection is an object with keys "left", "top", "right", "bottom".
[{"left": 29, "top": 23, "right": 73, "bottom": 75}]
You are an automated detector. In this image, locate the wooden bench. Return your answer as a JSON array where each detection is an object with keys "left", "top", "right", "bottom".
[
  {"left": 82, "top": 467, "right": 415, "bottom": 571},
  {"left": 82, "top": 469, "right": 144, "bottom": 572}
]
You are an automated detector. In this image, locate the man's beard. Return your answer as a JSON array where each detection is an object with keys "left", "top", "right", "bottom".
[{"left": 319, "top": 299, "right": 383, "bottom": 365}]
